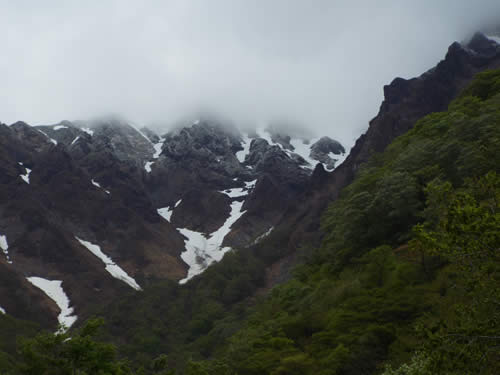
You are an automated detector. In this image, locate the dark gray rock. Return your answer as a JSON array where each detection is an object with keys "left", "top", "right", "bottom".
[{"left": 310, "top": 136, "right": 346, "bottom": 170}]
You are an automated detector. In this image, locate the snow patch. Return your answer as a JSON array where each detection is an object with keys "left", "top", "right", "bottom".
[
  {"left": 289, "top": 138, "right": 319, "bottom": 169},
  {"left": 37, "top": 129, "right": 58, "bottom": 145},
  {"left": 75, "top": 237, "right": 141, "bottom": 291},
  {"left": 91, "top": 179, "right": 110, "bottom": 194},
  {"left": 253, "top": 226, "right": 274, "bottom": 244},
  {"left": 157, "top": 199, "right": 182, "bottom": 222},
  {"left": 253, "top": 127, "right": 344, "bottom": 171},
  {"left": 53, "top": 125, "right": 68, "bottom": 130},
  {"left": 245, "top": 179, "right": 257, "bottom": 188},
  {"left": 0, "top": 234, "right": 12, "bottom": 264},
  {"left": 144, "top": 161, "right": 154, "bottom": 173},
  {"left": 193, "top": 119, "right": 200, "bottom": 125},
  {"left": 179, "top": 200, "right": 246, "bottom": 284},
  {"left": 144, "top": 137, "right": 165, "bottom": 172},
  {"left": 486, "top": 35, "right": 500, "bottom": 44},
  {"left": 236, "top": 133, "right": 252, "bottom": 163},
  {"left": 81, "top": 127, "right": 94, "bottom": 136},
  {"left": 153, "top": 137, "right": 165, "bottom": 159},
  {"left": 220, "top": 180, "right": 257, "bottom": 198},
  {"left": 129, "top": 122, "right": 154, "bottom": 145},
  {"left": 19, "top": 164, "right": 32, "bottom": 184},
  {"left": 220, "top": 187, "right": 247, "bottom": 198},
  {"left": 70, "top": 136, "right": 80, "bottom": 145},
  {"left": 327, "top": 151, "right": 348, "bottom": 170},
  {"left": 0, "top": 306, "right": 5, "bottom": 314},
  {"left": 158, "top": 207, "right": 174, "bottom": 222},
  {"left": 26, "top": 276, "right": 77, "bottom": 332},
  {"left": 288, "top": 138, "right": 345, "bottom": 171}
]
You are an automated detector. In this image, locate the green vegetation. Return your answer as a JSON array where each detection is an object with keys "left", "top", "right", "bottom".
[
  {"left": 2, "top": 69, "right": 499, "bottom": 374},
  {"left": 183, "top": 68, "right": 500, "bottom": 374},
  {"left": 0, "top": 314, "right": 40, "bottom": 372}
]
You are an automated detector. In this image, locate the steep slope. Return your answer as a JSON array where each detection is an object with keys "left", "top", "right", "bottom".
[
  {"left": 0, "top": 114, "right": 345, "bottom": 333},
  {"left": 143, "top": 119, "right": 344, "bottom": 280},
  {"left": 0, "top": 120, "right": 187, "bottom": 330},
  {"left": 57, "top": 35, "right": 499, "bottom": 373},
  {"left": 193, "top": 68, "right": 500, "bottom": 374},
  {"left": 264, "top": 32, "right": 500, "bottom": 278},
  {"left": 95, "top": 66, "right": 500, "bottom": 375},
  {"left": 1, "top": 33, "right": 500, "bottom": 375}
]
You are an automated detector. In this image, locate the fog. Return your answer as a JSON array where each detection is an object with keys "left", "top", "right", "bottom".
[{"left": 1, "top": 1, "right": 500, "bottom": 146}]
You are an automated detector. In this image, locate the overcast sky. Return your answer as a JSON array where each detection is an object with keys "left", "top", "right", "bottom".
[{"left": 1, "top": 1, "right": 500, "bottom": 146}]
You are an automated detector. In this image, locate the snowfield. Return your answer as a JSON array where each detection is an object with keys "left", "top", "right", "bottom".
[
  {"left": 236, "top": 133, "right": 252, "bottom": 162},
  {"left": 179, "top": 200, "right": 246, "bottom": 284},
  {"left": 26, "top": 276, "right": 77, "bottom": 332},
  {"left": 75, "top": 237, "right": 141, "bottom": 291},
  {"left": 176, "top": 178, "right": 257, "bottom": 284}
]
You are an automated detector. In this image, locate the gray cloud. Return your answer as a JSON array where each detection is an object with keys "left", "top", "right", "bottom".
[{"left": 1, "top": 0, "right": 500, "bottom": 147}]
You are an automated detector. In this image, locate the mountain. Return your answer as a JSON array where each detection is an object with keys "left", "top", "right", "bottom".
[
  {"left": 82, "top": 32, "right": 499, "bottom": 372},
  {"left": 0, "top": 114, "right": 345, "bottom": 330},
  {"left": 261, "top": 32, "right": 500, "bottom": 280},
  {"left": 1, "top": 33, "right": 500, "bottom": 375}
]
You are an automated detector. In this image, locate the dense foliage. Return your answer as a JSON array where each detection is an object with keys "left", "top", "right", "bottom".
[
  {"left": 1, "top": 69, "right": 499, "bottom": 374},
  {"left": 183, "top": 69, "right": 500, "bottom": 374}
]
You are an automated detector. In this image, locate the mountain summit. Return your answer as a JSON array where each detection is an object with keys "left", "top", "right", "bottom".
[{"left": 0, "top": 115, "right": 344, "bottom": 329}]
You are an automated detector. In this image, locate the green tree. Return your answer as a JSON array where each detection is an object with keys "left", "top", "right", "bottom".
[
  {"left": 17, "top": 318, "right": 134, "bottom": 375},
  {"left": 406, "top": 172, "right": 500, "bottom": 373}
]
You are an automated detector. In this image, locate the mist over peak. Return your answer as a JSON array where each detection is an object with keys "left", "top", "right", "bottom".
[{"left": 1, "top": 1, "right": 500, "bottom": 149}]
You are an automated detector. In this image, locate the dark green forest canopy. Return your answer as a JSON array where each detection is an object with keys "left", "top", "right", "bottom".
[{"left": 1, "top": 69, "right": 500, "bottom": 375}]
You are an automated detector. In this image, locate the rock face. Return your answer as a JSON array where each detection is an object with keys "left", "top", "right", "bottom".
[
  {"left": 147, "top": 121, "right": 324, "bottom": 250},
  {"left": 0, "top": 114, "right": 344, "bottom": 329},
  {"left": 0, "top": 119, "right": 188, "bottom": 329},
  {"left": 6, "top": 32, "right": 494, "bottom": 334},
  {"left": 310, "top": 137, "right": 345, "bottom": 170},
  {"left": 260, "top": 33, "right": 500, "bottom": 285}
]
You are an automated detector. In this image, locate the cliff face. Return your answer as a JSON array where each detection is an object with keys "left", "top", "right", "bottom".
[{"left": 265, "top": 33, "right": 500, "bottom": 279}]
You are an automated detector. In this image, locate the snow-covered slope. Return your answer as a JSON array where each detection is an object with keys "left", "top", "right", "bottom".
[
  {"left": 75, "top": 237, "right": 142, "bottom": 291},
  {"left": 178, "top": 199, "right": 246, "bottom": 284},
  {"left": 26, "top": 276, "right": 77, "bottom": 332}
]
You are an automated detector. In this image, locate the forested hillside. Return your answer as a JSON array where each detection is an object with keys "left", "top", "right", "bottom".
[{"left": 1, "top": 68, "right": 499, "bottom": 375}]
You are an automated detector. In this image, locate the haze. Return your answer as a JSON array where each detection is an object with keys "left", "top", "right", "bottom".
[{"left": 1, "top": 1, "right": 500, "bottom": 147}]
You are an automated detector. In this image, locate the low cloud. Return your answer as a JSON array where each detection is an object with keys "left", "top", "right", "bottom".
[{"left": 1, "top": 0, "right": 499, "bottom": 146}]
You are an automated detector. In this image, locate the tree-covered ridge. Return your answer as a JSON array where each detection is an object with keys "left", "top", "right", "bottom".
[
  {"left": 187, "top": 69, "right": 500, "bottom": 374},
  {"left": 1, "top": 69, "right": 500, "bottom": 374}
]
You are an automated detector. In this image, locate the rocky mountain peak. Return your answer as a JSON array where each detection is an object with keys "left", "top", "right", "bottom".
[
  {"left": 466, "top": 32, "right": 500, "bottom": 56},
  {"left": 0, "top": 113, "right": 346, "bottom": 330}
]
